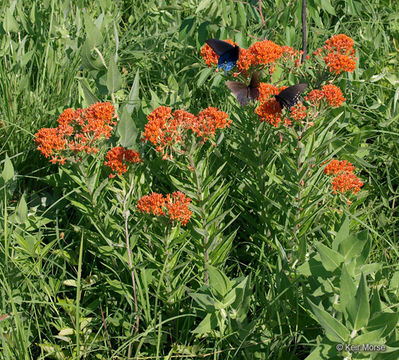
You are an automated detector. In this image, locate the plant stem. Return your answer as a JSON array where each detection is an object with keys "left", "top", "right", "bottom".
[{"left": 124, "top": 178, "right": 139, "bottom": 358}]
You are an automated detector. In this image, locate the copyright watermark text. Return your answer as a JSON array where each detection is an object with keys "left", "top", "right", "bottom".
[{"left": 336, "top": 343, "right": 386, "bottom": 352}]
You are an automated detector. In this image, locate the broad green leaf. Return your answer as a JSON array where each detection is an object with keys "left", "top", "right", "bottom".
[
  {"left": 117, "top": 106, "right": 138, "bottom": 148},
  {"left": 320, "top": 0, "right": 336, "bottom": 15},
  {"left": 237, "top": 2, "right": 246, "bottom": 27},
  {"left": 107, "top": 57, "right": 122, "bottom": 94},
  {"left": 2, "top": 154, "right": 14, "bottom": 183},
  {"left": 305, "top": 343, "right": 335, "bottom": 360},
  {"left": 340, "top": 265, "right": 356, "bottom": 314},
  {"left": 348, "top": 273, "right": 370, "bottom": 331},
  {"left": 189, "top": 292, "right": 216, "bottom": 311},
  {"left": 308, "top": 299, "right": 350, "bottom": 343},
  {"left": 314, "top": 242, "right": 344, "bottom": 272},
  {"left": 81, "top": 41, "right": 104, "bottom": 70},
  {"left": 352, "top": 328, "right": 385, "bottom": 345},
  {"left": 16, "top": 194, "right": 28, "bottom": 224},
  {"left": 207, "top": 265, "right": 231, "bottom": 297},
  {"left": 197, "top": 68, "right": 213, "bottom": 87},
  {"left": 126, "top": 69, "right": 140, "bottom": 114},
  {"left": 79, "top": 80, "right": 99, "bottom": 106},
  {"left": 4, "top": 8, "right": 19, "bottom": 33},
  {"left": 191, "top": 313, "right": 217, "bottom": 334},
  {"left": 332, "top": 216, "right": 349, "bottom": 250},
  {"left": 83, "top": 13, "right": 103, "bottom": 48},
  {"left": 367, "top": 312, "right": 399, "bottom": 338}
]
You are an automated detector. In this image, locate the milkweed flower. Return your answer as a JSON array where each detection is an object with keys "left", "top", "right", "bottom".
[
  {"left": 290, "top": 103, "right": 307, "bottom": 121},
  {"left": 104, "top": 146, "right": 142, "bottom": 178},
  {"left": 137, "top": 191, "right": 192, "bottom": 226},
  {"left": 305, "top": 85, "right": 345, "bottom": 107},
  {"left": 323, "top": 159, "right": 355, "bottom": 175},
  {"left": 248, "top": 40, "right": 283, "bottom": 66},
  {"left": 34, "top": 102, "right": 117, "bottom": 164},
  {"left": 137, "top": 193, "right": 166, "bottom": 216},
  {"left": 192, "top": 107, "right": 231, "bottom": 141},
  {"left": 322, "top": 159, "right": 363, "bottom": 195},
  {"left": 255, "top": 98, "right": 283, "bottom": 127},
  {"left": 165, "top": 191, "right": 193, "bottom": 226},
  {"left": 257, "top": 83, "right": 281, "bottom": 104},
  {"left": 322, "top": 84, "right": 346, "bottom": 107},
  {"left": 331, "top": 172, "right": 363, "bottom": 194},
  {"left": 142, "top": 106, "right": 231, "bottom": 157},
  {"left": 314, "top": 34, "right": 357, "bottom": 74}
]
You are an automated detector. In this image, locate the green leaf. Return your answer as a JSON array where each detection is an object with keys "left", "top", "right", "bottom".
[
  {"left": 126, "top": 69, "right": 140, "bottom": 114},
  {"left": 348, "top": 273, "right": 370, "bottom": 331},
  {"left": 81, "top": 40, "right": 104, "bottom": 70},
  {"left": 188, "top": 292, "right": 216, "bottom": 311},
  {"left": 367, "top": 312, "right": 399, "bottom": 338},
  {"left": 308, "top": 299, "right": 350, "bottom": 343},
  {"left": 352, "top": 328, "right": 385, "bottom": 345},
  {"left": 83, "top": 13, "right": 103, "bottom": 48},
  {"left": 314, "top": 241, "right": 344, "bottom": 272},
  {"left": 340, "top": 264, "right": 356, "bottom": 315},
  {"left": 320, "top": 0, "right": 336, "bottom": 15},
  {"left": 196, "top": 0, "right": 212, "bottom": 13},
  {"left": 79, "top": 80, "right": 99, "bottom": 106},
  {"left": 197, "top": 68, "right": 214, "bottom": 87},
  {"left": 237, "top": 2, "right": 246, "bottom": 27},
  {"left": 305, "top": 342, "right": 335, "bottom": 360},
  {"left": 2, "top": 154, "right": 14, "bottom": 183},
  {"left": 16, "top": 194, "right": 28, "bottom": 224},
  {"left": 332, "top": 216, "right": 349, "bottom": 250},
  {"left": 107, "top": 57, "right": 122, "bottom": 94},
  {"left": 207, "top": 265, "right": 231, "bottom": 297},
  {"left": 117, "top": 106, "right": 138, "bottom": 148},
  {"left": 4, "top": 7, "right": 20, "bottom": 33},
  {"left": 191, "top": 313, "right": 218, "bottom": 334}
]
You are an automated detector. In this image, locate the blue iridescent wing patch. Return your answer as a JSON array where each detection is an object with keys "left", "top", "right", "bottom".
[{"left": 206, "top": 39, "right": 239, "bottom": 74}]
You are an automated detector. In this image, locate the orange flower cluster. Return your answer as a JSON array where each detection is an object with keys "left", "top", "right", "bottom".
[
  {"left": 255, "top": 99, "right": 283, "bottom": 127},
  {"left": 34, "top": 102, "right": 117, "bottom": 164},
  {"left": 104, "top": 147, "right": 142, "bottom": 178},
  {"left": 322, "top": 159, "right": 363, "bottom": 195},
  {"left": 289, "top": 103, "right": 307, "bottom": 121},
  {"left": 137, "top": 191, "right": 192, "bottom": 226},
  {"left": 142, "top": 106, "right": 231, "bottom": 158},
  {"left": 305, "top": 84, "right": 345, "bottom": 107},
  {"left": 201, "top": 39, "right": 284, "bottom": 73},
  {"left": 314, "top": 34, "right": 357, "bottom": 74}
]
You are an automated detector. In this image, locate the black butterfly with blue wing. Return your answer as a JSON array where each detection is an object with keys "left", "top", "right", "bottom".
[
  {"left": 226, "top": 71, "right": 260, "bottom": 106},
  {"left": 206, "top": 39, "right": 239, "bottom": 75},
  {"left": 275, "top": 83, "right": 308, "bottom": 109}
]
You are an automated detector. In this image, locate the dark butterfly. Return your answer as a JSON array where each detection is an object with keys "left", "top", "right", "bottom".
[
  {"left": 206, "top": 39, "right": 239, "bottom": 74},
  {"left": 226, "top": 71, "right": 260, "bottom": 106},
  {"left": 275, "top": 83, "right": 308, "bottom": 109}
]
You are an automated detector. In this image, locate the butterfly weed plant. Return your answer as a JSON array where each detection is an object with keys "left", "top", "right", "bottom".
[{"left": 1, "top": 0, "right": 399, "bottom": 359}]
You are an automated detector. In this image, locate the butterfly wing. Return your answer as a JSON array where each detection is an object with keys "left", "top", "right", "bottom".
[
  {"left": 275, "top": 83, "right": 308, "bottom": 109},
  {"left": 226, "top": 81, "right": 250, "bottom": 106},
  {"left": 248, "top": 71, "right": 260, "bottom": 102},
  {"left": 218, "top": 45, "right": 239, "bottom": 72},
  {"left": 206, "top": 39, "right": 235, "bottom": 56}
]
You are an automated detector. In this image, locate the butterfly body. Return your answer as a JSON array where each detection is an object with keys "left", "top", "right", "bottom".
[
  {"left": 206, "top": 39, "right": 239, "bottom": 74},
  {"left": 275, "top": 83, "right": 308, "bottom": 109},
  {"left": 226, "top": 72, "right": 260, "bottom": 106}
]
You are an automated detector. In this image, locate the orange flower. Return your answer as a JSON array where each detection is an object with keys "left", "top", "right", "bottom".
[
  {"left": 236, "top": 47, "right": 255, "bottom": 73},
  {"left": 104, "top": 146, "right": 142, "bottom": 177},
  {"left": 34, "top": 128, "right": 67, "bottom": 158},
  {"left": 248, "top": 40, "right": 283, "bottom": 66},
  {"left": 323, "top": 159, "right": 355, "bottom": 175},
  {"left": 305, "top": 89, "right": 324, "bottom": 104},
  {"left": 165, "top": 191, "right": 193, "bottom": 226},
  {"left": 322, "top": 84, "right": 345, "bottom": 107},
  {"left": 191, "top": 107, "right": 231, "bottom": 141},
  {"left": 255, "top": 99, "right": 283, "bottom": 127},
  {"left": 290, "top": 103, "right": 307, "bottom": 121},
  {"left": 323, "top": 52, "right": 357, "bottom": 74},
  {"left": 305, "top": 85, "right": 345, "bottom": 107},
  {"left": 34, "top": 102, "right": 118, "bottom": 164},
  {"left": 137, "top": 191, "right": 192, "bottom": 226},
  {"left": 257, "top": 83, "right": 281, "bottom": 104},
  {"left": 315, "top": 34, "right": 357, "bottom": 74},
  {"left": 331, "top": 172, "right": 363, "bottom": 194},
  {"left": 137, "top": 193, "right": 166, "bottom": 216}
]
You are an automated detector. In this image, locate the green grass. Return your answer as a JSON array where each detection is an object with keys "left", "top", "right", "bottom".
[{"left": 1, "top": 0, "right": 399, "bottom": 359}]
